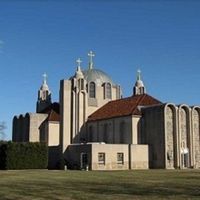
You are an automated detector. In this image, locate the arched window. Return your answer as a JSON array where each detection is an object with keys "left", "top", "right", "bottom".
[
  {"left": 78, "top": 79, "right": 84, "bottom": 90},
  {"left": 42, "top": 91, "right": 47, "bottom": 100},
  {"left": 106, "top": 83, "right": 112, "bottom": 99},
  {"left": 86, "top": 84, "right": 88, "bottom": 93},
  {"left": 89, "top": 82, "right": 96, "bottom": 98},
  {"left": 81, "top": 79, "right": 84, "bottom": 90},
  {"left": 140, "top": 87, "right": 144, "bottom": 94},
  {"left": 104, "top": 83, "right": 112, "bottom": 99}
]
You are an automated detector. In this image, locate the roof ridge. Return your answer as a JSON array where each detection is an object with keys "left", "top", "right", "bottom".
[
  {"left": 144, "top": 93, "right": 162, "bottom": 104},
  {"left": 102, "top": 96, "right": 130, "bottom": 105},
  {"left": 88, "top": 93, "right": 162, "bottom": 122},
  {"left": 131, "top": 94, "right": 146, "bottom": 114},
  {"left": 110, "top": 95, "right": 137, "bottom": 103},
  {"left": 47, "top": 110, "right": 54, "bottom": 119},
  {"left": 47, "top": 109, "right": 60, "bottom": 122}
]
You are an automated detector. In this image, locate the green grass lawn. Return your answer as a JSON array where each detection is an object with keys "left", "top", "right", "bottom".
[{"left": 0, "top": 170, "right": 199, "bottom": 200}]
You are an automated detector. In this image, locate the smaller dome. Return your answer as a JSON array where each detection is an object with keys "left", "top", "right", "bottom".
[
  {"left": 40, "top": 73, "right": 50, "bottom": 91},
  {"left": 40, "top": 83, "right": 49, "bottom": 91},
  {"left": 75, "top": 66, "right": 84, "bottom": 79},
  {"left": 135, "top": 80, "right": 144, "bottom": 87},
  {"left": 133, "top": 70, "right": 146, "bottom": 96}
]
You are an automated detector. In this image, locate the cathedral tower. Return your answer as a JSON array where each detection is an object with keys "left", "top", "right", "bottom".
[
  {"left": 60, "top": 51, "right": 121, "bottom": 154},
  {"left": 133, "top": 69, "right": 146, "bottom": 95},
  {"left": 36, "top": 73, "right": 52, "bottom": 113},
  {"left": 71, "top": 58, "right": 87, "bottom": 142}
]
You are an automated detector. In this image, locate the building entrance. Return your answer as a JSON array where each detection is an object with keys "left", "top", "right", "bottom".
[
  {"left": 80, "top": 153, "right": 88, "bottom": 170},
  {"left": 181, "top": 148, "right": 189, "bottom": 168}
]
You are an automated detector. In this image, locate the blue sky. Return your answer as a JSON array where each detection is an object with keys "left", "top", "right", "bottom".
[{"left": 1, "top": 0, "right": 200, "bottom": 139}]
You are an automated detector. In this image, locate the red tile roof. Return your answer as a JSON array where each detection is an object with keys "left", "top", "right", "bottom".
[
  {"left": 39, "top": 102, "right": 60, "bottom": 122},
  {"left": 88, "top": 94, "right": 162, "bottom": 121},
  {"left": 47, "top": 110, "right": 60, "bottom": 122}
]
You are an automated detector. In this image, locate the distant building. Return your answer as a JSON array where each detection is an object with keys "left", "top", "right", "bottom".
[{"left": 13, "top": 51, "right": 200, "bottom": 170}]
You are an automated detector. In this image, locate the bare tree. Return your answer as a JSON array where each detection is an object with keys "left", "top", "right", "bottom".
[{"left": 0, "top": 121, "right": 6, "bottom": 140}]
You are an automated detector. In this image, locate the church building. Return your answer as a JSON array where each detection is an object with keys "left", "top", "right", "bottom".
[{"left": 13, "top": 51, "right": 200, "bottom": 170}]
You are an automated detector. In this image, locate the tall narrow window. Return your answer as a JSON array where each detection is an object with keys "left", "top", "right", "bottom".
[
  {"left": 81, "top": 79, "right": 84, "bottom": 90},
  {"left": 104, "top": 83, "right": 112, "bottom": 99},
  {"left": 42, "top": 91, "right": 46, "bottom": 100},
  {"left": 106, "top": 83, "right": 112, "bottom": 99},
  {"left": 89, "top": 82, "right": 96, "bottom": 98},
  {"left": 78, "top": 79, "right": 84, "bottom": 90},
  {"left": 86, "top": 84, "right": 88, "bottom": 93}
]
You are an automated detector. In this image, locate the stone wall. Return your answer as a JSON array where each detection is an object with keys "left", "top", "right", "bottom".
[
  {"left": 165, "top": 105, "right": 176, "bottom": 169},
  {"left": 142, "top": 103, "right": 200, "bottom": 169},
  {"left": 29, "top": 113, "right": 48, "bottom": 142},
  {"left": 65, "top": 143, "right": 149, "bottom": 170},
  {"left": 141, "top": 105, "right": 165, "bottom": 169},
  {"left": 87, "top": 116, "right": 135, "bottom": 144},
  {"left": 91, "top": 144, "right": 129, "bottom": 170},
  {"left": 48, "top": 121, "right": 60, "bottom": 146},
  {"left": 192, "top": 108, "right": 200, "bottom": 168},
  {"left": 129, "top": 144, "right": 149, "bottom": 169}
]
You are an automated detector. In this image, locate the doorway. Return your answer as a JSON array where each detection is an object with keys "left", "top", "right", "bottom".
[
  {"left": 80, "top": 153, "right": 88, "bottom": 170},
  {"left": 181, "top": 148, "right": 189, "bottom": 168}
]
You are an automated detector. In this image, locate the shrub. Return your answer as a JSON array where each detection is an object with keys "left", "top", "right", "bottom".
[{"left": 0, "top": 142, "right": 48, "bottom": 170}]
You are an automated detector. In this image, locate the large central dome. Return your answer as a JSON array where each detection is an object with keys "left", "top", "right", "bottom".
[
  {"left": 72, "top": 51, "right": 115, "bottom": 86},
  {"left": 82, "top": 68, "right": 114, "bottom": 86}
]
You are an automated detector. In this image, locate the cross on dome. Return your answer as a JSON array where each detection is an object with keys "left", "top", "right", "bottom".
[
  {"left": 88, "top": 50, "right": 95, "bottom": 62},
  {"left": 76, "top": 58, "right": 82, "bottom": 67},
  {"left": 137, "top": 69, "right": 141, "bottom": 80},
  {"left": 43, "top": 73, "right": 47, "bottom": 84},
  {"left": 40, "top": 72, "right": 50, "bottom": 92},
  {"left": 88, "top": 50, "right": 95, "bottom": 69}
]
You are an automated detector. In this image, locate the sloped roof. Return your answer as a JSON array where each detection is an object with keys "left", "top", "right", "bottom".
[
  {"left": 39, "top": 102, "right": 60, "bottom": 122},
  {"left": 88, "top": 94, "right": 162, "bottom": 121},
  {"left": 47, "top": 109, "right": 60, "bottom": 122}
]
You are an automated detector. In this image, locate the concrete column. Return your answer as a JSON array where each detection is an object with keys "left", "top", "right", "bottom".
[{"left": 60, "top": 80, "right": 72, "bottom": 153}]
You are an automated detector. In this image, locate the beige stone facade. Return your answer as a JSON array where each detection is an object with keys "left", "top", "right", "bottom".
[
  {"left": 141, "top": 104, "right": 200, "bottom": 169},
  {"left": 86, "top": 116, "right": 141, "bottom": 145},
  {"left": 13, "top": 113, "right": 60, "bottom": 147},
  {"left": 12, "top": 51, "right": 200, "bottom": 170},
  {"left": 59, "top": 67, "right": 121, "bottom": 152},
  {"left": 66, "top": 143, "right": 148, "bottom": 170},
  {"left": 13, "top": 113, "right": 48, "bottom": 143}
]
